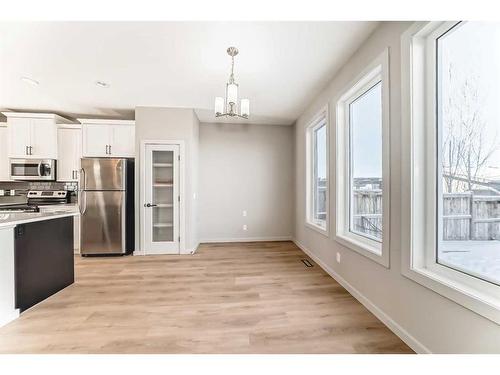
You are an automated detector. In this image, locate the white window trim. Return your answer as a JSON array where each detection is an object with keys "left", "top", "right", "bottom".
[
  {"left": 401, "top": 21, "right": 500, "bottom": 325},
  {"left": 305, "top": 107, "right": 329, "bottom": 236},
  {"left": 335, "top": 48, "right": 390, "bottom": 268}
]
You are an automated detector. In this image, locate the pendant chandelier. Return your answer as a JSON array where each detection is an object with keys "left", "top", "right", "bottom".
[{"left": 214, "top": 47, "right": 250, "bottom": 119}]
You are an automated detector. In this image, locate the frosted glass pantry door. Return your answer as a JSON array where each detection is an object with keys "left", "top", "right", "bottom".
[{"left": 143, "top": 144, "right": 180, "bottom": 254}]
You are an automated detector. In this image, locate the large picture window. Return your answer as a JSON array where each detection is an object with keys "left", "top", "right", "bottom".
[
  {"left": 437, "top": 22, "right": 500, "bottom": 286},
  {"left": 306, "top": 111, "right": 328, "bottom": 234},
  {"left": 349, "top": 81, "right": 383, "bottom": 241},
  {"left": 336, "top": 49, "right": 390, "bottom": 267},
  {"left": 402, "top": 21, "right": 500, "bottom": 324}
]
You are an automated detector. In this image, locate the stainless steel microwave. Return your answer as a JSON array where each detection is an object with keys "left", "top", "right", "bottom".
[{"left": 10, "top": 159, "right": 56, "bottom": 181}]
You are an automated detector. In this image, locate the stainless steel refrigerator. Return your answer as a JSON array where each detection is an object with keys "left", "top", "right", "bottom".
[{"left": 79, "top": 158, "right": 135, "bottom": 255}]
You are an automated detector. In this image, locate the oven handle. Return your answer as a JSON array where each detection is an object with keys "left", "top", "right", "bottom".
[{"left": 37, "top": 161, "right": 43, "bottom": 177}]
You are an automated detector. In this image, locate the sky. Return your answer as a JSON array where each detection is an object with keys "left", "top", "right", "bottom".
[
  {"left": 315, "top": 81, "right": 382, "bottom": 180},
  {"left": 315, "top": 21, "right": 500, "bottom": 183},
  {"left": 351, "top": 82, "right": 383, "bottom": 179},
  {"left": 316, "top": 123, "right": 327, "bottom": 179},
  {"left": 440, "top": 21, "right": 500, "bottom": 180}
]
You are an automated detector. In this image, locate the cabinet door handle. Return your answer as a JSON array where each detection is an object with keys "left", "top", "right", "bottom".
[
  {"left": 29, "top": 146, "right": 33, "bottom": 155},
  {"left": 105, "top": 145, "right": 109, "bottom": 154},
  {"left": 108, "top": 145, "right": 112, "bottom": 155},
  {"left": 25, "top": 146, "right": 28, "bottom": 155}
]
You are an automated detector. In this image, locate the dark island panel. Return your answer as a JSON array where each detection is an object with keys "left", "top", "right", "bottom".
[{"left": 14, "top": 216, "right": 74, "bottom": 312}]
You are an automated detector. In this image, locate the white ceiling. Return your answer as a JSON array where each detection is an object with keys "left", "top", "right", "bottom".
[{"left": 0, "top": 22, "right": 379, "bottom": 125}]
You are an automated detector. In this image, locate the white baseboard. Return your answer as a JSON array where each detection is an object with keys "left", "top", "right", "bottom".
[
  {"left": 184, "top": 242, "right": 200, "bottom": 255},
  {"left": 200, "top": 236, "right": 293, "bottom": 243},
  {"left": 293, "top": 238, "right": 431, "bottom": 354}
]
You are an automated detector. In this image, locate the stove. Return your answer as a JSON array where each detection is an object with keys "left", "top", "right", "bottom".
[
  {"left": 0, "top": 204, "right": 40, "bottom": 213},
  {"left": 0, "top": 190, "right": 70, "bottom": 213},
  {"left": 27, "top": 190, "right": 70, "bottom": 205}
]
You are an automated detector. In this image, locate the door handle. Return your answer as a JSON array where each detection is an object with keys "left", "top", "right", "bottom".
[
  {"left": 37, "top": 162, "right": 43, "bottom": 177},
  {"left": 144, "top": 203, "right": 157, "bottom": 208}
]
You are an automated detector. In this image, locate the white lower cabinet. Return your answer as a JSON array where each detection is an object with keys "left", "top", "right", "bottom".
[
  {"left": 57, "top": 127, "right": 82, "bottom": 181},
  {"left": 0, "top": 124, "right": 10, "bottom": 181}
]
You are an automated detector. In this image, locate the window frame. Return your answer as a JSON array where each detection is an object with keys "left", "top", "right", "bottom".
[
  {"left": 335, "top": 49, "right": 391, "bottom": 268},
  {"left": 401, "top": 21, "right": 500, "bottom": 324},
  {"left": 305, "top": 108, "right": 329, "bottom": 236}
]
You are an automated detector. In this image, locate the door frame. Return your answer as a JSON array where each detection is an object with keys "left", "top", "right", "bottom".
[{"left": 140, "top": 139, "right": 186, "bottom": 255}]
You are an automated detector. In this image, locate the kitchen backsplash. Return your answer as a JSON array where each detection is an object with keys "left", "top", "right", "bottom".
[{"left": 0, "top": 181, "right": 78, "bottom": 203}]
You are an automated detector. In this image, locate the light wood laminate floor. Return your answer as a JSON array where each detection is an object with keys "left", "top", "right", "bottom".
[{"left": 0, "top": 241, "right": 413, "bottom": 353}]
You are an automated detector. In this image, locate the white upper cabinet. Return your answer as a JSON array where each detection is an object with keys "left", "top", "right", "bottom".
[
  {"left": 0, "top": 123, "right": 9, "bottom": 181},
  {"left": 31, "top": 118, "right": 58, "bottom": 159},
  {"left": 110, "top": 123, "right": 135, "bottom": 157},
  {"left": 57, "top": 126, "right": 82, "bottom": 181},
  {"left": 80, "top": 119, "right": 135, "bottom": 158},
  {"left": 2, "top": 112, "right": 73, "bottom": 159},
  {"left": 82, "top": 124, "right": 110, "bottom": 157},
  {"left": 7, "top": 117, "right": 31, "bottom": 158}
]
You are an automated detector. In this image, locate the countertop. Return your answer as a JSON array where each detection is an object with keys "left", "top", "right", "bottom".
[{"left": 0, "top": 210, "right": 79, "bottom": 229}]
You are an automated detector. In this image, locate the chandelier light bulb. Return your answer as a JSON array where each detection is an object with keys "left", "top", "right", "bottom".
[
  {"left": 215, "top": 97, "right": 224, "bottom": 115},
  {"left": 240, "top": 99, "right": 250, "bottom": 118}
]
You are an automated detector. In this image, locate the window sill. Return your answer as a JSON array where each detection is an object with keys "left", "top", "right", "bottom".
[
  {"left": 305, "top": 221, "right": 329, "bottom": 237},
  {"left": 402, "top": 263, "right": 500, "bottom": 325},
  {"left": 335, "top": 231, "right": 389, "bottom": 268}
]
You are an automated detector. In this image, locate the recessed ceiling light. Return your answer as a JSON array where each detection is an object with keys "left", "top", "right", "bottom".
[
  {"left": 96, "top": 81, "right": 110, "bottom": 88},
  {"left": 21, "top": 76, "right": 39, "bottom": 86}
]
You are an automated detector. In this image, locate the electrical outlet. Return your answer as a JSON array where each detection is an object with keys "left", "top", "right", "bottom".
[
  {"left": 336, "top": 252, "right": 341, "bottom": 263},
  {"left": 242, "top": 210, "right": 247, "bottom": 217},
  {"left": 243, "top": 224, "right": 248, "bottom": 231}
]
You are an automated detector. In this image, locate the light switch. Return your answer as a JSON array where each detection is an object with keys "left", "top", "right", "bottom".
[{"left": 243, "top": 224, "right": 248, "bottom": 231}]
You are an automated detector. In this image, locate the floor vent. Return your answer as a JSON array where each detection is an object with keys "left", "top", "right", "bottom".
[{"left": 301, "top": 259, "right": 314, "bottom": 267}]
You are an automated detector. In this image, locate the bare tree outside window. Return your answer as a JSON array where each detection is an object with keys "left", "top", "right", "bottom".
[
  {"left": 437, "top": 22, "right": 500, "bottom": 286},
  {"left": 442, "top": 63, "right": 499, "bottom": 194}
]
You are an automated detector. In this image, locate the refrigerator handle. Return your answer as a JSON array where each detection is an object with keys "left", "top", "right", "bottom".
[
  {"left": 78, "top": 168, "right": 87, "bottom": 215},
  {"left": 80, "top": 167, "right": 87, "bottom": 191}
]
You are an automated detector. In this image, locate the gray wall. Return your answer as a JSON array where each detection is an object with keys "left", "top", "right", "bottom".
[
  {"left": 293, "top": 21, "right": 500, "bottom": 353},
  {"left": 135, "top": 106, "right": 199, "bottom": 253},
  {"left": 199, "top": 122, "right": 294, "bottom": 242}
]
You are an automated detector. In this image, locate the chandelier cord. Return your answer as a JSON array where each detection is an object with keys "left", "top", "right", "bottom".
[{"left": 229, "top": 55, "right": 235, "bottom": 83}]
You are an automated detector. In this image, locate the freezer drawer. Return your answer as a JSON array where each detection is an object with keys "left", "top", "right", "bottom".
[
  {"left": 81, "top": 158, "right": 126, "bottom": 191},
  {"left": 80, "top": 191, "right": 126, "bottom": 255}
]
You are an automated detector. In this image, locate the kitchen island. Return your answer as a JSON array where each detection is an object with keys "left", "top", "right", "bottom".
[{"left": 0, "top": 211, "right": 78, "bottom": 327}]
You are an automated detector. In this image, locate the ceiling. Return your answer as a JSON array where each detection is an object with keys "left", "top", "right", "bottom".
[{"left": 0, "top": 22, "right": 379, "bottom": 125}]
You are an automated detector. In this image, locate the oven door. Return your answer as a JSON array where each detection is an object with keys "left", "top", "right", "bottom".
[{"left": 10, "top": 159, "right": 56, "bottom": 181}]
